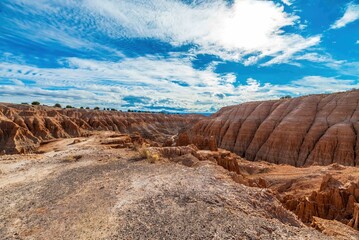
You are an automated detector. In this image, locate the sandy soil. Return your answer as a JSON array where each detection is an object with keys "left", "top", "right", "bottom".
[{"left": 0, "top": 132, "right": 329, "bottom": 240}]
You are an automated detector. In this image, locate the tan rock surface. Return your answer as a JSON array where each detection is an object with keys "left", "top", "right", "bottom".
[
  {"left": 312, "top": 217, "right": 359, "bottom": 240},
  {"left": 0, "top": 103, "right": 202, "bottom": 154},
  {"left": 0, "top": 132, "right": 328, "bottom": 239},
  {"left": 178, "top": 90, "right": 359, "bottom": 166},
  {"left": 238, "top": 157, "right": 359, "bottom": 235}
]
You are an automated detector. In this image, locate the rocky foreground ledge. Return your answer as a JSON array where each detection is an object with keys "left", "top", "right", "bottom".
[{"left": 0, "top": 132, "right": 330, "bottom": 239}]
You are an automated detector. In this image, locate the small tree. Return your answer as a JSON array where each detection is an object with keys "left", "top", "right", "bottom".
[
  {"left": 66, "top": 105, "right": 73, "bottom": 108},
  {"left": 280, "top": 95, "right": 292, "bottom": 99},
  {"left": 85, "top": 107, "right": 90, "bottom": 109},
  {"left": 94, "top": 107, "right": 100, "bottom": 110},
  {"left": 32, "top": 101, "right": 40, "bottom": 105},
  {"left": 80, "top": 107, "right": 84, "bottom": 109},
  {"left": 54, "top": 103, "right": 62, "bottom": 108}
]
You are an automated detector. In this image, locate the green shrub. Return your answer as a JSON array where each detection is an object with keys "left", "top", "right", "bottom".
[
  {"left": 280, "top": 95, "right": 292, "bottom": 99},
  {"left": 31, "top": 101, "right": 40, "bottom": 105}
]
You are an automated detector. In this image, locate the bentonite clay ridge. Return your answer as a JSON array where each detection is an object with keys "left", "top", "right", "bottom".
[
  {"left": 177, "top": 90, "right": 359, "bottom": 166},
  {"left": 0, "top": 103, "right": 202, "bottom": 154}
]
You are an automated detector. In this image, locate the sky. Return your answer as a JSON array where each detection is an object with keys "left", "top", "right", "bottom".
[{"left": 0, "top": 0, "right": 359, "bottom": 113}]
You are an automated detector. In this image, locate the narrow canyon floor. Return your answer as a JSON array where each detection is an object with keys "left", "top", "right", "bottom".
[{"left": 0, "top": 132, "right": 357, "bottom": 239}]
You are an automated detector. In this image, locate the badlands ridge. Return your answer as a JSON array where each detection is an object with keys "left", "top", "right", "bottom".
[{"left": 1, "top": 90, "right": 359, "bottom": 239}]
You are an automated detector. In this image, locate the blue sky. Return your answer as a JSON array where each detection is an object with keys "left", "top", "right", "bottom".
[{"left": 0, "top": 0, "right": 359, "bottom": 113}]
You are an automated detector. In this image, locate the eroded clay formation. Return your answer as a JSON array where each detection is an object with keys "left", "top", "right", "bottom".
[
  {"left": 0, "top": 103, "right": 202, "bottom": 154},
  {"left": 178, "top": 90, "right": 359, "bottom": 166}
]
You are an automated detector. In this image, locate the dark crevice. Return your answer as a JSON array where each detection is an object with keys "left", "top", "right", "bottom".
[
  {"left": 331, "top": 128, "right": 339, "bottom": 165},
  {"left": 350, "top": 98, "right": 359, "bottom": 166},
  {"left": 254, "top": 100, "right": 293, "bottom": 161},
  {"left": 296, "top": 100, "right": 319, "bottom": 167},
  {"left": 351, "top": 123, "right": 357, "bottom": 166},
  {"left": 303, "top": 98, "right": 338, "bottom": 166},
  {"left": 232, "top": 103, "right": 262, "bottom": 155},
  {"left": 220, "top": 106, "right": 242, "bottom": 150},
  {"left": 244, "top": 101, "right": 279, "bottom": 160},
  {"left": 219, "top": 120, "right": 231, "bottom": 146}
]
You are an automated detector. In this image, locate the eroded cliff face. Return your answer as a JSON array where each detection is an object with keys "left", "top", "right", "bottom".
[
  {"left": 178, "top": 90, "right": 359, "bottom": 166},
  {"left": 0, "top": 103, "right": 202, "bottom": 154},
  {"left": 283, "top": 175, "right": 359, "bottom": 225}
]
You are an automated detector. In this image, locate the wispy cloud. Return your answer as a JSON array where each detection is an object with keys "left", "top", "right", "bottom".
[
  {"left": 331, "top": 2, "right": 359, "bottom": 29},
  {"left": 1, "top": 55, "right": 358, "bottom": 112},
  {"left": 281, "top": 0, "right": 293, "bottom": 6},
  {"left": 86, "top": 0, "right": 319, "bottom": 65},
  {"left": 2, "top": 0, "right": 319, "bottom": 66},
  {"left": 1, "top": 0, "right": 358, "bottom": 112}
]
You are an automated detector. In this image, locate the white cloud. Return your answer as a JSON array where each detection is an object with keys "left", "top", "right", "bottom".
[
  {"left": 11, "top": 79, "right": 25, "bottom": 86},
  {"left": 356, "top": 40, "right": 359, "bottom": 44},
  {"left": 87, "top": 0, "right": 318, "bottom": 64},
  {"left": 1, "top": 55, "right": 358, "bottom": 112},
  {"left": 6, "top": 0, "right": 319, "bottom": 66},
  {"left": 331, "top": 3, "right": 359, "bottom": 29},
  {"left": 281, "top": 0, "right": 293, "bottom": 6}
]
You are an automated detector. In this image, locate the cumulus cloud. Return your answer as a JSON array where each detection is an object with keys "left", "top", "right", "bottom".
[{"left": 331, "top": 2, "right": 359, "bottom": 29}]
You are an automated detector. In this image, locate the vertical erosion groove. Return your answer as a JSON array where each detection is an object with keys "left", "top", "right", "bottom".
[{"left": 181, "top": 91, "right": 359, "bottom": 166}]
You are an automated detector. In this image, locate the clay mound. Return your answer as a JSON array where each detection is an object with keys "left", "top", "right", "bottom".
[
  {"left": 178, "top": 90, "right": 359, "bottom": 166},
  {"left": 0, "top": 116, "right": 40, "bottom": 154},
  {"left": 0, "top": 103, "right": 202, "bottom": 154}
]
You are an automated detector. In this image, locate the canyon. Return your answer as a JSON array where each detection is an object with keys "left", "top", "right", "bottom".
[
  {"left": 0, "top": 103, "right": 201, "bottom": 154},
  {"left": 1, "top": 91, "right": 359, "bottom": 239}
]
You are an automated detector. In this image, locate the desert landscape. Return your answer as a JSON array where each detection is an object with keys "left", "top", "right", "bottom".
[
  {"left": 1, "top": 90, "right": 359, "bottom": 239},
  {"left": 2, "top": 0, "right": 359, "bottom": 239}
]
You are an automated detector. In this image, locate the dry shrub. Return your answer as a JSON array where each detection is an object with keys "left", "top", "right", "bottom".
[
  {"left": 137, "top": 145, "right": 160, "bottom": 163},
  {"left": 62, "top": 155, "right": 82, "bottom": 163}
]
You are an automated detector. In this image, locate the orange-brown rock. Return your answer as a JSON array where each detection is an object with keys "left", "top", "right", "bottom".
[
  {"left": 282, "top": 174, "right": 359, "bottom": 226},
  {"left": 0, "top": 103, "right": 202, "bottom": 154},
  {"left": 0, "top": 116, "right": 40, "bottom": 154},
  {"left": 178, "top": 90, "right": 359, "bottom": 166},
  {"left": 147, "top": 145, "right": 198, "bottom": 158},
  {"left": 311, "top": 216, "right": 359, "bottom": 239},
  {"left": 348, "top": 203, "right": 359, "bottom": 230}
]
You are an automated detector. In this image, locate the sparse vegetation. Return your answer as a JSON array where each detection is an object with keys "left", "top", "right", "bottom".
[
  {"left": 54, "top": 103, "right": 62, "bottom": 108},
  {"left": 280, "top": 95, "right": 292, "bottom": 99},
  {"left": 31, "top": 101, "right": 40, "bottom": 105},
  {"left": 21, "top": 102, "right": 28, "bottom": 105},
  {"left": 94, "top": 107, "right": 100, "bottom": 110},
  {"left": 62, "top": 155, "right": 82, "bottom": 162},
  {"left": 66, "top": 105, "right": 74, "bottom": 108},
  {"left": 137, "top": 145, "right": 160, "bottom": 163},
  {"left": 85, "top": 107, "right": 90, "bottom": 109}
]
